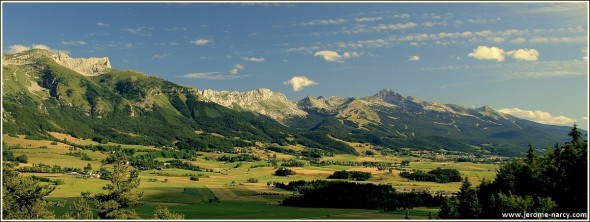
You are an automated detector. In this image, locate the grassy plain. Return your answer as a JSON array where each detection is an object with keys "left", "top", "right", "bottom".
[{"left": 3, "top": 133, "right": 499, "bottom": 219}]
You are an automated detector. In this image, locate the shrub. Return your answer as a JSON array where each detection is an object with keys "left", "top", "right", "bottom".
[{"left": 275, "top": 167, "right": 296, "bottom": 176}]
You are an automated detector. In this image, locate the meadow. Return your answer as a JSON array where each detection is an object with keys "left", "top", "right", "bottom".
[{"left": 3, "top": 133, "right": 499, "bottom": 219}]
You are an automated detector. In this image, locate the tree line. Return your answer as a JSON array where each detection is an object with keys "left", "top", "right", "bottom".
[
  {"left": 278, "top": 180, "right": 444, "bottom": 210},
  {"left": 438, "top": 125, "right": 588, "bottom": 218},
  {"left": 399, "top": 168, "right": 461, "bottom": 183}
]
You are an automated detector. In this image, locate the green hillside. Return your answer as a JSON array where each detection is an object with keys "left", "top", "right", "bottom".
[{"left": 2, "top": 50, "right": 355, "bottom": 154}]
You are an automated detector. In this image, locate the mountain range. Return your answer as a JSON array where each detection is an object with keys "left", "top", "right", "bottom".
[{"left": 2, "top": 49, "right": 578, "bottom": 156}]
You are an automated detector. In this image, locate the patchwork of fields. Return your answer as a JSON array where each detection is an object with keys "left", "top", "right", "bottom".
[{"left": 3, "top": 133, "right": 499, "bottom": 219}]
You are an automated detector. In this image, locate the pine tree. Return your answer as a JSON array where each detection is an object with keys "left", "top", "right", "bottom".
[
  {"left": 437, "top": 196, "right": 458, "bottom": 219},
  {"left": 63, "top": 197, "right": 94, "bottom": 219},
  {"left": 457, "top": 177, "right": 480, "bottom": 218},
  {"left": 2, "top": 163, "right": 56, "bottom": 219},
  {"left": 83, "top": 152, "right": 143, "bottom": 219}
]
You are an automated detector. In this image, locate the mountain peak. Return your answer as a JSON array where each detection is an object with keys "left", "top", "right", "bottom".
[{"left": 4, "top": 49, "right": 111, "bottom": 76}]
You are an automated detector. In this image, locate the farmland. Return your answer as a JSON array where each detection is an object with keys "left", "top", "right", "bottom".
[{"left": 3, "top": 133, "right": 501, "bottom": 219}]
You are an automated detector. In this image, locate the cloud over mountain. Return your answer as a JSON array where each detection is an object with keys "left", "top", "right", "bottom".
[
  {"left": 498, "top": 108, "right": 575, "bottom": 126},
  {"left": 284, "top": 76, "right": 317, "bottom": 91}
]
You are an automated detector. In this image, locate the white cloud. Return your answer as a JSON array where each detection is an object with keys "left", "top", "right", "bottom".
[
  {"left": 297, "top": 18, "right": 347, "bottom": 26},
  {"left": 314, "top": 50, "right": 343, "bottom": 62},
  {"left": 314, "top": 50, "right": 360, "bottom": 62},
  {"left": 469, "top": 46, "right": 540, "bottom": 62},
  {"left": 61, "top": 40, "right": 87, "bottom": 46},
  {"left": 123, "top": 27, "right": 153, "bottom": 36},
  {"left": 342, "top": 51, "right": 360, "bottom": 59},
  {"left": 152, "top": 54, "right": 169, "bottom": 60},
  {"left": 7, "top": 44, "right": 30, "bottom": 54},
  {"left": 583, "top": 47, "right": 588, "bottom": 61},
  {"left": 243, "top": 57, "right": 265, "bottom": 62},
  {"left": 32, "top": 44, "right": 51, "bottom": 51},
  {"left": 230, "top": 64, "right": 245, "bottom": 75},
  {"left": 506, "top": 48, "right": 539, "bottom": 61},
  {"left": 488, "top": 37, "right": 505, "bottom": 43},
  {"left": 96, "top": 22, "right": 109, "bottom": 27},
  {"left": 355, "top": 16, "right": 383, "bottom": 22},
  {"left": 498, "top": 108, "right": 576, "bottom": 126},
  {"left": 190, "top": 38, "right": 211, "bottom": 46},
  {"left": 178, "top": 72, "right": 242, "bottom": 80},
  {"left": 283, "top": 76, "right": 317, "bottom": 91},
  {"left": 510, "top": 37, "right": 527, "bottom": 44},
  {"left": 408, "top": 55, "right": 420, "bottom": 61},
  {"left": 468, "top": 46, "right": 506, "bottom": 62}
]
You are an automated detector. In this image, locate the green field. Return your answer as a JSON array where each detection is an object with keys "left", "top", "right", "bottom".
[{"left": 3, "top": 133, "right": 499, "bottom": 219}]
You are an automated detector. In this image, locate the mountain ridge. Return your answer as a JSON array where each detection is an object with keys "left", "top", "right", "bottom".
[{"left": 2, "top": 49, "right": 579, "bottom": 156}]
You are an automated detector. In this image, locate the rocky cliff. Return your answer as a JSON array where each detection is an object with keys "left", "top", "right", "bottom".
[
  {"left": 197, "top": 88, "right": 307, "bottom": 123},
  {"left": 51, "top": 51, "right": 111, "bottom": 76},
  {"left": 3, "top": 49, "right": 111, "bottom": 76}
]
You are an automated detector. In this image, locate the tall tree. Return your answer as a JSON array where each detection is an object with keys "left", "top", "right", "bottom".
[
  {"left": 2, "top": 163, "right": 56, "bottom": 219},
  {"left": 63, "top": 197, "right": 94, "bottom": 219},
  {"left": 457, "top": 177, "right": 480, "bottom": 219},
  {"left": 437, "top": 196, "right": 458, "bottom": 219},
  {"left": 83, "top": 152, "right": 143, "bottom": 219}
]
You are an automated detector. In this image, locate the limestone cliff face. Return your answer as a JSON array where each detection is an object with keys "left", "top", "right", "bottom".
[
  {"left": 3, "top": 49, "right": 111, "bottom": 76},
  {"left": 51, "top": 51, "right": 111, "bottom": 76},
  {"left": 197, "top": 88, "right": 307, "bottom": 124},
  {"left": 298, "top": 95, "right": 350, "bottom": 113}
]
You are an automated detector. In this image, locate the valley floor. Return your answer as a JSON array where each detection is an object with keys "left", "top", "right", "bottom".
[{"left": 2, "top": 133, "right": 499, "bottom": 219}]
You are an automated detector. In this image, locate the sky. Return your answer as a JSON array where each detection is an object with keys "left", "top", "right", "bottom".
[{"left": 2, "top": 2, "right": 588, "bottom": 130}]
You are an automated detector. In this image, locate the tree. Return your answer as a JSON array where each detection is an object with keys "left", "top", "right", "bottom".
[
  {"left": 457, "top": 177, "right": 480, "bottom": 218},
  {"left": 63, "top": 197, "right": 94, "bottom": 219},
  {"left": 153, "top": 205, "right": 184, "bottom": 219},
  {"left": 84, "top": 163, "right": 92, "bottom": 173},
  {"left": 2, "top": 163, "right": 56, "bottom": 219},
  {"left": 83, "top": 152, "right": 143, "bottom": 219},
  {"left": 526, "top": 144, "right": 535, "bottom": 164},
  {"left": 437, "top": 196, "right": 458, "bottom": 219}
]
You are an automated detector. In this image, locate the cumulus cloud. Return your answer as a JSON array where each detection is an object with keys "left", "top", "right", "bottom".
[
  {"left": 498, "top": 108, "right": 576, "bottom": 126},
  {"left": 469, "top": 46, "right": 540, "bottom": 62},
  {"left": 61, "top": 40, "right": 87, "bottom": 46},
  {"left": 314, "top": 50, "right": 359, "bottom": 62},
  {"left": 230, "top": 64, "right": 245, "bottom": 75},
  {"left": 96, "top": 22, "right": 109, "bottom": 27},
  {"left": 408, "top": 55, "right": 420, "bottom": 61},
  {"left": 314, "top": 50, "right": 342, "bottom": 62},
  {"left": 468, "top": 46, "right": 506, "bottom": 62},
  {"left": 178, "top": 72, "right": 241, "bottom": 80},
  {"left": 506, "top": 48, "right": 539, "bottom": 61},
  {"left": 243, "top": 57, "right": 265, "bottom": 62},
  {"left": 190, "top": 38, "right": 211, "bottom": 46},
  {"left": 7, "top": 44, "right": 31, "bottom": 54},
  {"left": 284, "top": 76, "right": 317, "bottom": 91}
]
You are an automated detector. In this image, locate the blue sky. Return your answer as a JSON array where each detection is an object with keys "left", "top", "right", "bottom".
[{"left": 2, "top": 2, "right": 588, "bottom": 129}]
